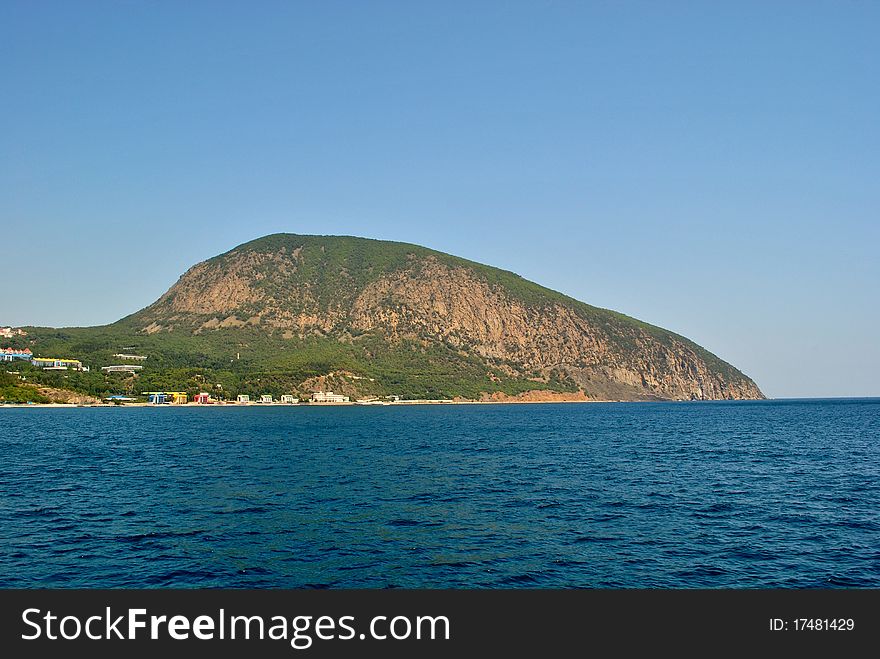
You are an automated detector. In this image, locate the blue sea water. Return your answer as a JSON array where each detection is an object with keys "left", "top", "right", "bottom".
[{"left": 0, "top": 399, "right": 877, "bottom": 588}]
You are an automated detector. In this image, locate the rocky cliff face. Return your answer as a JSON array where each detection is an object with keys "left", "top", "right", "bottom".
[
  {"left": 128, "top": 234, "right": 763, "bottom": 401},
  {"left": 348, "top": 259, "right": 761, "bottom": 400}
]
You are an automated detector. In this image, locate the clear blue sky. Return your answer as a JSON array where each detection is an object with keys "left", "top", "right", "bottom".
[{"left": 2, "top": 1, "right": 878, "bottom": 398}]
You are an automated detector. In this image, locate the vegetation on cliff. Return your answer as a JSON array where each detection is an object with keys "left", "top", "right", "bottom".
[{"left": 0, "top": 370, "right": 49, "bottom": 404}]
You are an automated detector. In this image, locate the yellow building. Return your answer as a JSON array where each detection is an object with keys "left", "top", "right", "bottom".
[{"left": 143, "top": 391, "right": 188, "bottom": 404}]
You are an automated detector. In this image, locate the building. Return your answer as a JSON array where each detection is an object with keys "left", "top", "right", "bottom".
[
  {"left": 259, "top": 394, "right": 273, "bottom": 404},
  {"left": 0, "top": 327, "right": 26, "bottom": 339},
  {"left": 113, "top": 354, "right": 147, "bottom": 361},
  {"left": 236, "top": 394, "right": 250, "bottom": 403},
  {"left": 280, "top": 395, "right": 298, "bottom": 404},
  {"left": 32, "top": 357, "right": 86, "bottom": 371},
  {"left": 143, "top": 391, "right": 187, "bottom": 405},
  {"left": 101, "top": 365, "right": 144, "bottom": 374},
  {"left": 310, "top": 391, "right": 349, "bottom": 403},
  {"left": 194, "top": 392, "right": 211, "bottom": 404},
  {"left": 1, "top": 347, "right": 32, "bottom": 362}
]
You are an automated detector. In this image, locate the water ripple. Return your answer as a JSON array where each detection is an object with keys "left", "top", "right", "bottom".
[{"left": 1, "top": 398, "right": 878, "bottom": 588}]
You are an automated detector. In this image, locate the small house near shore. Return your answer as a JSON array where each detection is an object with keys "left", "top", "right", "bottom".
[
  {"left": 310, "top": 391, "right": 349, "bottom": 403},
  {"left": 144, "top": 391, "right": 187, "bottom": 405}
]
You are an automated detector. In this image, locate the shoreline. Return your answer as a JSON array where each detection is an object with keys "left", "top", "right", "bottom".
[
  {"left": 0, "top": 397, "right": 772, "bottom": 409},
  {"left": 0, "top": 399, "right": 614, "bottom": 409}
]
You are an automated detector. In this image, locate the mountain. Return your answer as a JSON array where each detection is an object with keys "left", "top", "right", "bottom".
[{"left": 18, "top": 234, "right": 763, "bottom": 401}]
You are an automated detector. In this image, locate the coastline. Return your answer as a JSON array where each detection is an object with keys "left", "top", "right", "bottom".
[
  {"left": 0, "top": 397, "right": 764, "bottom": 409},
  {"left": 0, "top": 399, "right": 613, "bottom": 409}
]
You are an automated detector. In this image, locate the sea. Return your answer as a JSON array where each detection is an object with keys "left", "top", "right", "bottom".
[{"left": 1, "top": 399, "right": 877, "bottom": 588}]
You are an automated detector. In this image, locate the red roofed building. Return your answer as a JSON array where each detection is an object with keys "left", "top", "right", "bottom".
[{"left": 1, "top": 347, "right": 32, "bottom": 362}]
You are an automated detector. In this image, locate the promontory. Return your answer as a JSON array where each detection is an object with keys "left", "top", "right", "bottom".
[{"left": 8, "top": 234, "right": 763, "bottom": 403}]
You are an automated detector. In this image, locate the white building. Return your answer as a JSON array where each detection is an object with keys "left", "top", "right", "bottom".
[
  {"left": 32, "top": 358, "right": 86, "bottom": 371},
  {"left": 310, "top": 391, "right": 349, "bottom": 403},
  {"left": 280, "top": 395, "right": 298, "bottom": 404},
  {"left": 260, "top": 394, "right": 273, "bottom": 403},
  {"left": 101, "top": 365, "right": 144, "bottom": 373},
  {"left": 236, "top": 394, "right": 250, "bottom": 403},
  {"left": 0, "top": 327, "right": 25, "bottom": 339}
]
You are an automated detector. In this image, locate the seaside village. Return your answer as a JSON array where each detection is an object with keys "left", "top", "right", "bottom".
[{"left": 1, "top": 329, "right": 403, "bottom": 406}]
